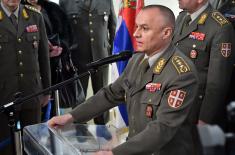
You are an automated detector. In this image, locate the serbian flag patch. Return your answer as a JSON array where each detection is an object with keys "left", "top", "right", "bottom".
[
  {"left": 221, "top": 43, "right": 231, "bottom": 58},
  {"left": 168, "top": 90, "right": 186, "bottom": 108}
]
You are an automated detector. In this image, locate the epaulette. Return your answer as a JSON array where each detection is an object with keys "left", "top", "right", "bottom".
[
  {"left": 211, "top": 11, "right": 229, "bottom": 26},
  {"left": 24, "top": 5, "right": 41, "bottom": 14},
  {"left": 172, "top": 56, "right": 190, "bottom": 74}
]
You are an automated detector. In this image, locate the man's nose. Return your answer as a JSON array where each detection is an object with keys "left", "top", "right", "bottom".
[{"left": 133, "top": 29, "right": 140, "bottom": 38}]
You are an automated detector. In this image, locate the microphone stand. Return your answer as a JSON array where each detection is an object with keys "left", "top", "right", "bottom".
[{"left": 0, "top": 69, "right": 96, "bottom": 155}]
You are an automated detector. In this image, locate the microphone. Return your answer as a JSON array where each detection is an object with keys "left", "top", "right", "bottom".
[{"left": 86, "top": 51, "right": 133, "bottom": 69}]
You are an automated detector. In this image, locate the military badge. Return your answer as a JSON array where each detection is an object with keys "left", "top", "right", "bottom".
[
  {"left": 146, "top": 83, "right": 161, "bottom": 92},
  {"left": 0, "top": 11, "right": 3, "bottom": 21},
  {"left": 172, "top": 56, "right": 190, "bottom": 74},
  {"left": 26, "top": 25, "right": 38, "bottom": 33},
  {"left": 104, "top": 15, "right": 108, "bottom": 22},
  {"left": 189, "top": 32, "right": 205, "bottom": 41},
  {"left": 198, "top": 13, "right": 208, "bottom": 25},
  {"left": 153, "top": 58, "right": 166, "bottom": 74},
  {"left": 221, "top": 43, "right": 231, "bottom": 58},
  {"left": 33, "top": 41, "right": 38, "bottom": 49},
  {"left": 168, "top": 90, "right": 186, "bottom": 108},
  {"left": 212, "top": 11, "right": 229, "bottom": 26},
  {"left": 145, "top": 104, "right": 153, "bottom": 118},
  {"left": 190, "top": 50, "right": 198, "bottom": 59},
  {"left": 22, "top": 9, "right": 29, "bottom": 20}
]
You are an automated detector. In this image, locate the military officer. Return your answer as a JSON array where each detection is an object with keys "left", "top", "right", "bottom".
[
  {"left": 48, "top": 5, "right": 199, "bottom": 155},
  {"left": 0, "top": 0, "right": 51, "bottom": 154},
  {"left": 173, "top": 0, "right": 235, "bottom": 129},
  {"left": 59, "top": 0, "right": 116, "bottom": 124}
]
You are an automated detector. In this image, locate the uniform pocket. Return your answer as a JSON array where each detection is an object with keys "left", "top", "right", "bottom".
[{"left": 0, "top": 34, "right": 8, "bottom": 53}]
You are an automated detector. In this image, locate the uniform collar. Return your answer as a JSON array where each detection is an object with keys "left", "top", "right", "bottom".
[
  {"left": 189, "top": 2, "right": 209, "bottom": 24},
  {"left": 145, "top": 43, "right": 170, "bottom": 67},
  {"left": 1, "top": 1, "right": 19, "bottom": 18}
]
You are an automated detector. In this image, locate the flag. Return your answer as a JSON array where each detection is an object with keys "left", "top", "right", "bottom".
[{"left": 111, "top": 0, "right": 144, "bottom": 128}]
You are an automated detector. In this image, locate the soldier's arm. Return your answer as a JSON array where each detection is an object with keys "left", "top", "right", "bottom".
[
  {"left": 199, "top": 21, "right": 235, "bottom": 124},
  {"left": 38, "top": 14, "right": 51, "bottom": 90},
  {"left": 108, "top": 0, "right": 117, "bottom": 54}
]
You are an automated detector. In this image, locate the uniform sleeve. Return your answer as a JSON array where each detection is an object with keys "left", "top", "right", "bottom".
[
  {"left": 108, "top": 0, "right": 116, "bottom": 54},
  {"left": 199, "top": 23, "right": 235, "bottom": 123},
  {"left": 38, "top": 14, "right": 51, "bottom": 91},
  {"left": 112, "top": 71, "right": 198, "bottom": 155}
]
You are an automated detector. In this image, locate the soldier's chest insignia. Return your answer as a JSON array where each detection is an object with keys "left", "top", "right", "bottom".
[
  {"left": 145, "top": 104, "right": 153, "bottom": 118},
  {"left": 168, "top": 90, "right": 186, "bottom": 108},
  {"left": 198, "top": 13, "right": 208, "bottom": 25},
  {"left": 26, "top": 25, "right": 38, "bottom": 33},
  {"left": 189, "top": 32, "right": 205, "bottom": 41},
  {"left": 172, "top": 56, "right": 190, "bottom": 74},
  {"left": 153, "top": 58, "right": 166, "bottom": 74},
  {"left": 221, "top": 43, "right": 231, "bottom": 58},
  {"left": 212, "top": 11, "right": 229, "bottom": 26},
  {"left": 0, "top": 11, "right": 3, "bottom": 21},
  {"left": 146, "top": 83, "right": 161, "bottom": 92}
]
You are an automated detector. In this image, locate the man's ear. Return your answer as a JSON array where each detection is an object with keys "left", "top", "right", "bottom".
[{"left": 162, "top": 27, "right": 173, "bottom": 40}]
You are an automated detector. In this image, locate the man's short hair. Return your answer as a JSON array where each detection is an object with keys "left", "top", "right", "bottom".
[{"left": 142, "top": 5, "right": 175, "bottom": 29}]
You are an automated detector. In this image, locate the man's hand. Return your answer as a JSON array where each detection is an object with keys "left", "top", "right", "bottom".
[
  {"left": 48, "top": 41, "right": 63, "bottom": 57},
  {"left": 40, "top": 95, "right": 50, "bottom": 107},
  {"left": 47, "top": 114, "right": 74, "bottom": 128},
  {"left": 93, "top": 151, "right": 113, "bottom": 155},
  {"left": 198, "top": 120, "right": 207, "bottom": 125}
]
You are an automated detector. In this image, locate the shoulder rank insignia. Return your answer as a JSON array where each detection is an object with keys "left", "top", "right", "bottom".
[
  {"left": 172, "top": 56, "right": 190, "bottom": 74},
  {"left": 153, "top": 58, "right": 166, "bottom": 74},
  {"left": 212, "top": 11, "right": 229, "bottom": 26},
  {"left": 198, "top": 13, "right": 208, "bottom": 25},
  {"left": 0, "top": 10, "right": 3, "bottom": 21},
  {"left": 25, "top": 5, "right": 41, "bottom": 14},
  {"left": 22, "top": 8, "right": 29, "bottom": 20}
]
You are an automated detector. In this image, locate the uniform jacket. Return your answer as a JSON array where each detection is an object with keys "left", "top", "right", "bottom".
[
  {"left": 70, "top": 44, "right": 199, "bottom": 155},
  {"left": 59, "top": 0, "right": 116, "bottom": 70},
  {"left": 173, "top": 4, "right": 235, "bottom": 126},
  {"left": 0, "top": 4, "right": 51, "bottom": 109}
]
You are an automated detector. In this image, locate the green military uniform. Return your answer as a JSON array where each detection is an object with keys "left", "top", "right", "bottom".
[
  {"left": 173, "top": 4, "right": 235, "bottom": 128},
  {"left": 0, "top": 4, "right": 50, "bottom": 155},
  {"left": 59, "top": 0, "right": 116, "bottom": 124},
  {"left": 70, "top": 43, "right": 199, "bottom": 155}
]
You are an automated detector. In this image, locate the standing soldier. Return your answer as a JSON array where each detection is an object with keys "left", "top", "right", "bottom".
[
  {"left": 0, "top": 0, "right": 51, "bottom": 154},
  {"left": 59, "top": 0, "right": 116, "bottom": 124},
  {"left": 173, "top": 0, "right": 235, "bottom": 154}
]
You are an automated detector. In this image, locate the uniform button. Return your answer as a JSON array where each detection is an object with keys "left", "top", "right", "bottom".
[
  {"left": 199, "top": 95, "right": 203, "bottom": 99},
  {"left": 176, "top": 42, "right": 179, "bottom": 46},
  {"left": 19, "top": 62, "right": 23, "bottom": 66},
  {"left": 89, "top": 21, "right": 93, "bottom": 25},
  {"left": 72, "top": 15, "right": 76, "bottom": 18},
  {"left": 33, "top": 36, "right": 37, "bottom": 40},
  {"left": 193, "top": 44, "right": 196, "bottom": 48},
  {"left": 20, "top": 73, "right": 24, "bottom": 78},
  {"left": 0, "top": 45, "right": 2, "bottom": 50},
  {"left": 18, "top": 50, "right": 22, "bottom": 54},
  {"left": 90, "top": 29, "right": 93, "bottom": 33},
  {"left": 91, "top": 38, "right": 94, "bottom": 42},
  {"left": 89, "top": 13, "right": 92, "bottom": 17},
  {"left": 18, "top": 38, "right": 22, "bottom": 43},
  {"left": 133, "top": 129, "right": 135, "bottom": 133}
]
